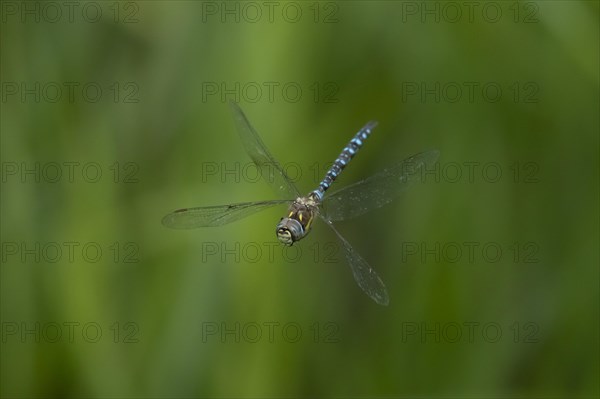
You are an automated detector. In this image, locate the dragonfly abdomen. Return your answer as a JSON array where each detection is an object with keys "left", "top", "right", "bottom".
[{"left": 312, "top": 120, "right": 377, "bottom": 200}]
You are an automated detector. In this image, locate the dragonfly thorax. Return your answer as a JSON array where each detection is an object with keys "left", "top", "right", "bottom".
[{"left": 276, "top": 195, "right": 319, "bottom": 246}]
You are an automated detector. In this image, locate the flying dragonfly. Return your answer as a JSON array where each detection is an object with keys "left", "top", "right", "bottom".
[{"left": 162, "top": 102, "right": 439, "bottom": 305}]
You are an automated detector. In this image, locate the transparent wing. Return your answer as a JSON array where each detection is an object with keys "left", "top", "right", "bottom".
[
  {"left": 321, "top": 150, "right": 439, "bottom": 222},
  {"left": 321, "top": 216, "right": 389, "bottom": 306},
  {"left": 162, "top": 200, "right": 291, "bottom": 229},
  {"left": 229, "top": 101, "right": 301, "bottom": 199}
]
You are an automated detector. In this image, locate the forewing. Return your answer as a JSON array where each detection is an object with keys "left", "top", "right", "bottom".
[
  {"left": 322, "top": 217, "right": 389, "bottom": 306},
  {"left": 162, "top": 200, "right": 290, "bottom": 229},
  {"left": 229, "top": 101, "right": 301, "bottom": 199},
  {"left": 321, "top": 150, "right": 439, "bottom": 222}
]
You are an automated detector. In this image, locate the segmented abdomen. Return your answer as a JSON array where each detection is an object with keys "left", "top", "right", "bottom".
[{"left": 311, "top": 120, "right": 377, "bottom": 201}]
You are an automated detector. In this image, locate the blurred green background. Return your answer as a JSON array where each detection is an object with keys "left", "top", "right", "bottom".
[{"left": 1, "top": 1, "right": 598, "bottom": 398}]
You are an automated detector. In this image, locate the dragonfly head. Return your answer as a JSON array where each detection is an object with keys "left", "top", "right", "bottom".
[{"left": 276, "top": 218, "right": 303, "bottom": 246}]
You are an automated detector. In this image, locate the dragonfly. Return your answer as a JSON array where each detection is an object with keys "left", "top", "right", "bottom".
[{"left": 162, "top": 102, "right": 439, "bottom": 306}]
